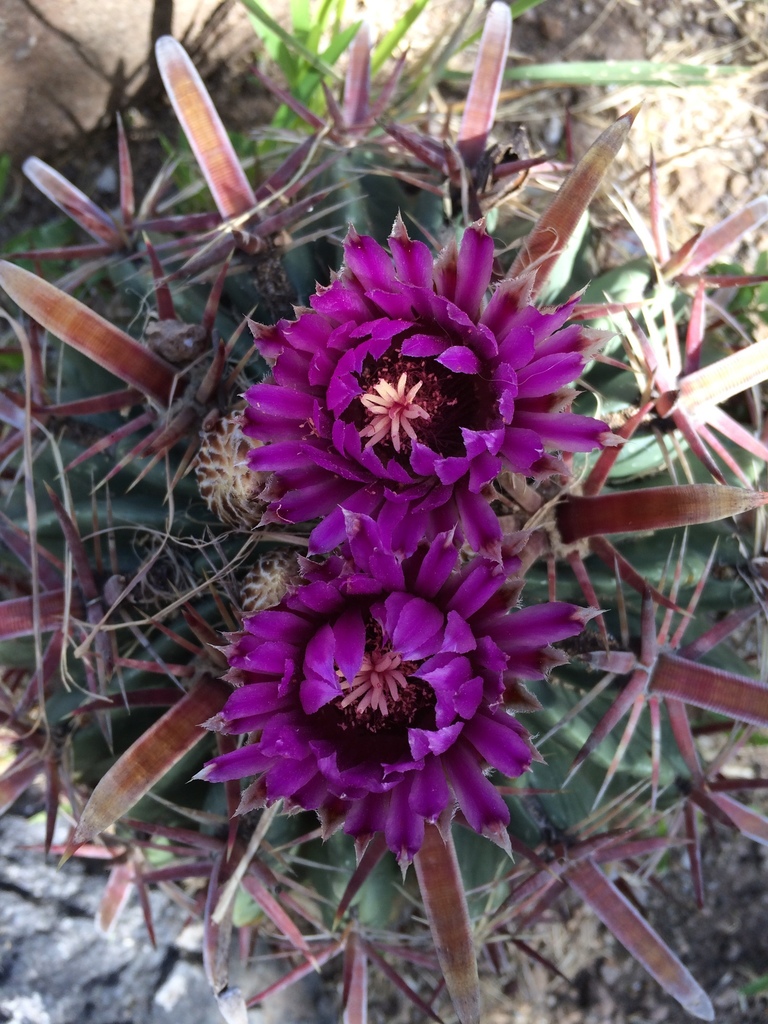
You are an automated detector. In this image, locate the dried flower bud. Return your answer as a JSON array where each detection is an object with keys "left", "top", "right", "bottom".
[
  {"left": 194, "top": 411, "right": 266, "bottom": 529},
  {"left": 239, "top": 549, "right": 300, "bottom": 615}
]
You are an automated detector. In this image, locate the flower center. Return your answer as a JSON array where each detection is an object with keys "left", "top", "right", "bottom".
[
  {"left": 353, "top": 352, "right": 486, "bottom": 460},
  {"left": 340, "top": 648, "right": 408, "bottom": 716},
  {"left": 326, "top": 621, "right": 436, "bottom": 736},
  {"left": 359, "top": 373, "right": 430, "bottom": 453}
]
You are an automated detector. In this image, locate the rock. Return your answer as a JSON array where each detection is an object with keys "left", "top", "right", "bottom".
[
  {"left": 0, "top": 0, "right": 259, "bottom": 163},
  {"left": 0, "top": 813, "right": 212, "bottom": 1024},
  {"left": 0, "top": 812, "right": 337, "bottom": 1024}
]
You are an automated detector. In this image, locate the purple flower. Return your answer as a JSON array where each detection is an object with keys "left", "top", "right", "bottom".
[
  {"left": 245, "top": 217, "right": 615, "bottom": 557},
  {"left": 197, "top": 513, "right": 593, "bottom": 865}
]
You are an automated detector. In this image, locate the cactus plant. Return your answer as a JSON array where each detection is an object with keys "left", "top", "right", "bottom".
[{"left": 1, "top": 4, "right": 768, "bottom": 1023}]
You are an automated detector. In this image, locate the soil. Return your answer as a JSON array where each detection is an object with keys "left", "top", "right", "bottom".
[
  {"left": 492, "top": 827, "right": 768, "bottom": 1024},
  {"left": 2, "top": 1, "right": 768, "bottom": 1022}
]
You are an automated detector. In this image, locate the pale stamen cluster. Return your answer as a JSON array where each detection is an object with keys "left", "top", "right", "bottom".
[
  {"left": 340, "top": 649, "right": 408, "bottom": 716},
  {"left": 360, "top": 373, "right": 430, "bottom": 452}
]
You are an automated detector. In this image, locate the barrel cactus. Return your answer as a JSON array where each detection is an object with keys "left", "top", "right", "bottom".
[{"left": 1, "top": 4, "right": 767, "bottom": 1022}]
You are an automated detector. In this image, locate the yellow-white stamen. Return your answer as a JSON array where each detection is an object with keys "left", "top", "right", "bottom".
[
  {"left": 360, "top": 372, "right": 430, "bottom": 453},
  {"left": 340, "top": 650, "right": 408, "bottom": 716}
]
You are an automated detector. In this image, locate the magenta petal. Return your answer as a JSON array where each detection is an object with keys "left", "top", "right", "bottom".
[
  {"left": 265, "top": 755, "right": 319, "bottom": 799},
  {"left": 245, "top": 610, "right": 310, "bottom": 645},
  {"left": 336, "top": 758, "right": 397, "bottom": 794},
  {"left": 435, "top": 455, "right": 470, "bottom": 486},
  {"left": 221, "top": 682, "right": 291, "bottom": 720},
  {"left": 433, "top": 237, "right": 458, "bottom": 302},
  {"left": 400, "top": 331, "right": 450, "bottom": 357},
  {"left": 364, "top": 287, "right": 414, "bottom": 319},
  {"left": 514, "top": 410, "right": 608, "bottom": 451},
  {"left": 308, "top": 486, "right": 382, "bottom": 554},
  {"left": 499, "top": 426, "right": 544, "bottom": 472},
  {"left": 503, "top": 645, "right": 567, "bottom": 679},
  {"left": 468, "top": 448, "right": 502, "bottom": 493},
  {"left": 326, "top": 371, "right": 362, "bottom": 415},
  {"left": 345, "top": 791, "right": 390, "bottom": 838},
  {"left": 446, "top": 558, "right": 505, "bottom": 619},
  {"left": 344, "top": 510, "right": 405, "bottom": 590},
  {"left": 294, "top": 580, "right": 344, "bottom": 615},
  {"left": 259, "top": 714, "right": 312, "bottom": 759},
  {"left": 413, "top": 529, "right": 459, "bottom": 598},
  {"left": 454, "top": 482, "right": 503, "bottom": 556},
  {"left": 268, "top": 476, "right": 359, "bottom": 529},
  {"left": 531, "top": 296, "right": 580, "bottom": 341},
  {"left": 384, "top": 593, "right": 444, "bottom": 659},
  {"left": 475, "top": 635, "right": 507, "bottom": 677},
  {"left": 390, "top": 503, "right": 433, "bottom": 555},
  {"left": 201, "top": 744, "right": 273, "bottom": 782},
  {"left": 495, "top": 363, "right": 518, "bottom": 420},
  {"left": 409, "top": 722, "right": 464, "bottom": 759},
  {"left": 437, "top": 345, "right": 482, "bottom": 374},
  {"left": 344, "top": 226, "right": 398, "bottom": 290},
  {"left": 463, "top": 427, "right": 503, "bottom": 460},
  {"left": 351, "top": 316, "right": 412, "bottom": 346},
  {"left": 301, "top": 624, "right": 340, "bottom": 713},
  {"left": 250, "top": 321, "right": 286, "bottom": 360},
  {"left": 417, "top": 654, "right": 483, "bottom": 727},
  {"left": 480, "top": 275, "right": 534, "bottom": 337},
  {"left": 462, "top": 710, "right": 532, "bottom": 778},
  {"left": 516, "top": 352, "right": 585, "bottom": 397},
  {"left": 389, "top": 219, "right": 435, "bottom": 287},
  {"left": 246, "top": 384, "right": 314, "bottom": 433},
  {"left": 305, "top": 442, "right": 370, "bottom": 481},
  {"left": 227, "top": 644, "right": 295, "bottom": 685},
  {"left": 454, "top": 223, "right": 494, "bottom": 318},
  {"left": 501, "top": 602, "right": 587, "bottom": 647},
  {"left": 248, "top": 440, "right": 313, "bottom": 472},
  {"left": 386, "top": 778, "right": 424, "bottom": 863},
  {"left": 273, "top": 348, "right": 313, "bottom": 388},
  {"left": 311, "top": 278, "right": 372, "bottom": 321},
  {"left": 534, "top": 322, "right": 593, "bottom": 357},
  {"left": 373, "top": 494, "right": 414, "bottom": 545},
  {"left": 332, "top": 605, "right": 366, "bottom": 683},
  {"left": 292, "top": 773, "right": 333, "bottom": 810},
  {"left": 409, "top": 753, "right": 451, "bottom": 819},
  {"left": 444, "top": 742, "right": 511, "bottom": 835},
  {"left": 282, "top": 312, "right": 334, "bottom": 352},
  {"left": 454, "top": 673, "right": 484, "bottom": 720},
  {"left": 497, "top": 324, "right": 536, "bottom": 368},
  {"left": 442, "top": 609, "right": 477, "bottom": 653}
]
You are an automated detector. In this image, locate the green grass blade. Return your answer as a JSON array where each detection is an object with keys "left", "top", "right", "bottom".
[
  {"left": 290, "top": 0, "right": 312, "bottom": 37},
  {"left": 445, "top": 60, "right": 747, "bottom": 88},
  {"left": 306, "top": 0, "right": 337, "bottom": 53},
  {"left": 0, "top": 153, "right": 11, "bottom": 207},
  {"left": 276, "top": 20, "right": 362, "bottom": 114},
  {"left": 319, "top": 19, "right": 362, "bottom": 68},
  {"left": 740, "top": 975, "right": 768, "bottom": 997},
  {"left": 371, "top": 0, "right": 430, "bottom": 75},
  {"left": 240, "top": 0, "right": 343, "bottom": 81},
  {"left": 396, "top": 6, "right": 474, "bottom": 108},
  {"left": 510, "top": 0, "right": 550, "bottom": 13},
  {"left": 508, "top": 60, "right": 747, "bottom": 87},
  {"left": 246, "top": 1, "right": 281, "bottom": 62}
]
